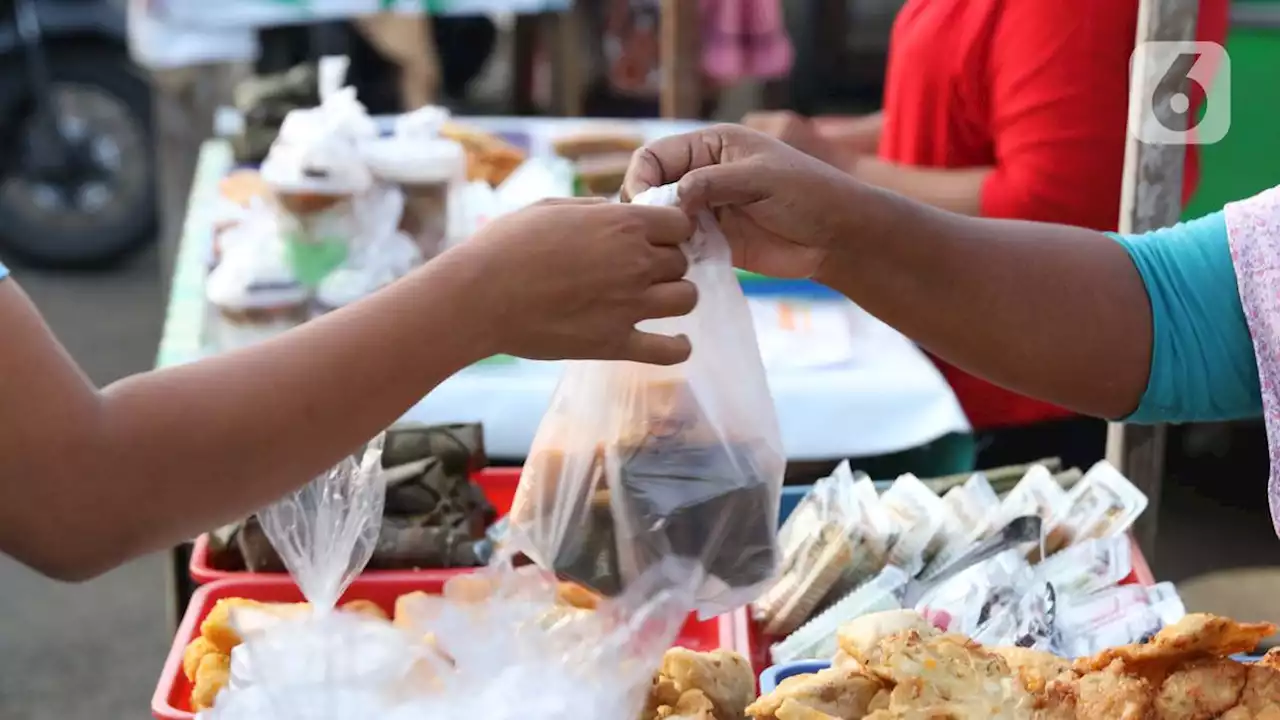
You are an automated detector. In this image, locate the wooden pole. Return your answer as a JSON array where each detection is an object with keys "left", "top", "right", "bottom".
[
  {"left": 1107, "top": 0, "right": 1200, "bottom": 562},
  {"left": 660, "top": 0, "right": 702, "bottom": 118}
]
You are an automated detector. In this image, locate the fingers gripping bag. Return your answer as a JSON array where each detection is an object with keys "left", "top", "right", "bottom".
[
  {"left": 507, "top": 182, "right": 785, "bottom": 617},
  {"left": 198, "top": 435, "right": 431, "bottom": 720}
]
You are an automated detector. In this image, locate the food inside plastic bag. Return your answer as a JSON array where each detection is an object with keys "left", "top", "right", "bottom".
[{"left": 507, "top": 183, "right": 785, "bottom": 617}]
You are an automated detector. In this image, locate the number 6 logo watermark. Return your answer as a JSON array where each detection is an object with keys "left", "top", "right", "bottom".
[{"left": 1129, "top": 41, "right": 1231, "bottom": 145}]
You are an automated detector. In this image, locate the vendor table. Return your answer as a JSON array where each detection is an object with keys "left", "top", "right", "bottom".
[{"left": 159, "top": 118, "right": 970, "bottom": 626}]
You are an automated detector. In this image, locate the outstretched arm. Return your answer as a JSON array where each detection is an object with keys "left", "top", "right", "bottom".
[
  {"left": 814, "top": 187, "right": 1154, "bottom": 419},
  {"left": 0, "top": 200, "right": 695, "bottom": 582}
]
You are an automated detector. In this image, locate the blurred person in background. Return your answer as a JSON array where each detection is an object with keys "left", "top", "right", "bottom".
[{"left": 743, "top": 0, "right": 1230, "bottom": 471}]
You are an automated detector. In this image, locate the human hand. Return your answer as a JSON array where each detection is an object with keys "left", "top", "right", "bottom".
[
  {"left": 741, "top": 111, "right": 854, "bottom": 170},
  {"left": 460, "top": 198, "right": 698, "bottom": 365},
  {"left": 623, "top": 124, "right": 863, "bottom": 280}
]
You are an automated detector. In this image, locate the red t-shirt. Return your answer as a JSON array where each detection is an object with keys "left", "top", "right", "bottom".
[{"left": 878, "top": 0, "right": 1230, "bottom": 430}]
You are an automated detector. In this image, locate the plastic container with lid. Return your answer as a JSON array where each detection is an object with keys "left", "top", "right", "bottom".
[
  {"left": 205, "top": 233, "right": 310, "bottom": 351},
  {"left": 362, "top": 107, "right": 467, "bottom": 258}
]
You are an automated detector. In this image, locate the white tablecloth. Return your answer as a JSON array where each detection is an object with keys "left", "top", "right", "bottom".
[{"left": 403, "top": 299, "right": 969, "bottom": 459}]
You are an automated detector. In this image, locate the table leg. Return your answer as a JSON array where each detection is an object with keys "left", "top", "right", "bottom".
[{"left": 168, "top": 543, "right": 196, "bottom": 632}]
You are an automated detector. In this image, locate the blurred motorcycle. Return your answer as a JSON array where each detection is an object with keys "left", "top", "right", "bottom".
[{"left": 0, "top": 0, "right": 156, "bottom": 267}]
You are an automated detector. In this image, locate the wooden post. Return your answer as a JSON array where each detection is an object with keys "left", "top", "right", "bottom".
[
  {"left": 1107, "top": 0, "right": 1199, "bottom": 562},
  {"left": 660, "top": 0, "right": 702, "bottom": 118}
]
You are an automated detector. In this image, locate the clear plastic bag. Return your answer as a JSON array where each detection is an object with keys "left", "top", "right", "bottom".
[
  {"left": 507, "top": 183, "right": 785, "bottom": 617},
  {"left": 199, "top": 436, "right": 420, "bottom": 719}
]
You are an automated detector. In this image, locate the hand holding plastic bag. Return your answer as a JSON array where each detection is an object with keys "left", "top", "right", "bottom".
[{"left": 508, "top": 183, "right": 785, "bottom": 617}]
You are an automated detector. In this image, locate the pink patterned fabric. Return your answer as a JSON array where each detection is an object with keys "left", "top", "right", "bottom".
[
  {"left": 700, "top": 0, "right": 794, "bottom": 84},
  {"left": 1225, "top": 186, "right": 1280, "bottom": 536}
]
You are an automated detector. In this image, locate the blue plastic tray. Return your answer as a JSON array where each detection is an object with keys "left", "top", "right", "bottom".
[{"left": 759, "top": 660, "right": 831, "bottom": 694}]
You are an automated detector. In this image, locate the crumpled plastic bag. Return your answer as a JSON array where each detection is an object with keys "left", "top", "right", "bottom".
[
  {"left": 200, "top": 430, "right": 700, "bottom": 720},
  {"left": 198, "top": 436, "right": 414, "bottom": 718},
  {"left": 507, "top": 182, "right": 785, "bottom": 617}
]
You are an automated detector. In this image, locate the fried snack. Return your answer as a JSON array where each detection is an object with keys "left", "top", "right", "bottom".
[
  {"left": 182, "top": 636, "right": 221, "bottom": 682},
  {"left": 1071, "top": 660, "right": 1154, "bottom": 720},
  {"left": 654, "top": 689, "right": 718, "bottom": 720},
  {"left": 658, "top": 648, "right": 755, "bottom": 720},
  {"left": 1232, "top": 663, "right": 1280, "bottom": 718},
  {"left": 439, "top": 122, "right": 526, "bottom": 187},
  {"left": 219, "top": 170, "right": 272, "bottom": 207},
  {"left": 837, "top": 610, "right": 938, "bottom": 666},
  {"left": 1075, "top": 613, "right": 1277, "bottom": 685},
  {"left": 1155, "top": 657, "right": 1248, "bottom": 719},
  {"left": 866, "top": 630, "right": 1036, "bottom": 718},
  {"left": 200, "top": 598, "right": 306, "bottom": 653},
  {"left": 341, "top": 599, "right": 389, "bottom": 621},
  {"left": 190, "top": 652, "right": 232, "bottom": 711},
  {"left": 551, "top": 131, "right": 644, "bottom": 161},
  {"left": 991, "top": 647, "right": 1076, "bottom": 694},
  {"left": 557, "top": 581, "right": 602, "bottom": 610},
  {"left": 746, "top": 666, "right": 885, "bottom": 720},
  {"left": 773, "top": 699, "right": 841, "bottom": 720}
]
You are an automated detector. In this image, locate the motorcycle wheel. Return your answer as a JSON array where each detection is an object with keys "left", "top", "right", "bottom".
[{"left": 0, "top": 44, "right": 157, "bottom": 268}]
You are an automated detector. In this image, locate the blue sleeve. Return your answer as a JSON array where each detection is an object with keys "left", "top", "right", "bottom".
[
  {"left": 0, "top": 261, "right": 7, "bottom": 280},
  {"left": 1110, "top": 211, "right": 1262, "bottom": 423}
]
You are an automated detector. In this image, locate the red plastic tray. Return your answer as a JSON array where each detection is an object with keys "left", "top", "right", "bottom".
[
  {"left": 740, "top": 532, "right": 1157, "bottom": 673},
  {"left": 188, "top": 467, "right": 523, "bottom": 585},
  {"left": 152, "top": 575, "right": 748, "bottom": 720}
]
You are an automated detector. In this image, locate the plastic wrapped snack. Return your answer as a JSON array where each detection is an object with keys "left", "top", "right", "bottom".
[
  {"left": 920, "top": 473, "right": 1001, "bottom": 579},
  {"left": 879, "top": 474, "right": 948, "bottom": 576},
  {"left": 755, "top": 461, "right": 893, "bottom": 635},
  {"left": 1033, "top": 535, "right": 1132, "bottom": 597},
  {"left": 260, "top": 56, "right": 377, "bottom": 287},
  {"left": 1045, "top": 461, "right": 1148, "bottom": 556},
  {"left": 361, "top": 106, "right": 466, "bottom": 258},
  {"left": 507, "top": 183, "right": 785, "bottom": 617},
  {"left": 205, "top": 226, "right": 309, "bottom": 352}
]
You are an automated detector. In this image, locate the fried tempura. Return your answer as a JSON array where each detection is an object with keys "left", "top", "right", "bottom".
[
  {"left": 190, "top": 652, "right": 231, "bottom": 711},
  {"left": 746, "top": 666, "right": 885, "bottom": 720},
  {"left": 182, "top": 636, "right": 221, "bottom": 682},
  {"left": 1072, "top": 660, "right": 1154, "bottom": 720},
  {"left": 993, "top": 647, "right": 1077, "bottom": 694},
  {"left": 1075, "top": 613, "right": 1276, "bottom": 685},
  {"left": 837, "top": 610, "right": 938, "bottom": 666},
  {"left": 340, "top": 599, "right": 389, "bottom": 621},
  {"left": 1155, "top": 657, "right": 1247, "bottom": 719}
]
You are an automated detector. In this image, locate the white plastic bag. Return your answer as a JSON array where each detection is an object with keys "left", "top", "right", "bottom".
[
  {"left": 508, "top": 183, "right": 785, "bottom": 618},
  {"left": 199, "top": 436, "right": 421, "bottom": 719}
]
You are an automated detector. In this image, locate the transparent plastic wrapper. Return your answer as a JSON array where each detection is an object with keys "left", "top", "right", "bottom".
[
  {"left": 922, "top": 473, "right": 1000, "bottom": 578},
  {"left": 915, "top": 550, "right": 1035, "bottom": 637},
  {"left": 990, "top": 464, "right": 1068, "bottom": 560},
  {"left": 314, "top": 183, "right": 423, "bottom": 314},
  {"left": 1056, "top": 582, "right": 1186, "bottom": 657},
  {"left": 971, "top": 581, "right": 1059, "bottom": 652},
  {"left": 879, "top": 473, "right": 948, "bottom": 576},
  {"left": 198, "top": 437, "right": 416, "bottom": 718},
  {"left": 1033, "top": 535, "right": 1132, "bottom": 597},
  {"left": 755, "top": 461, "right": 892, "bottom": 636},
  {"left": 205, "top": 222, "right": 309, "bottom": 352},
  {"left": 507, "top": 183, "right": 785, "bottom": 617},
  {"left": 260, "top": 56, "right": 377, "bottom": 287},
  {"left": 1045, "top": 461, "right": 1148, "bottom": 557},
  {"left": 361, "top": 105, "right": 466, "bottom": 258},
  {"left": 770, "top": 565, "right": 909, "bottom": 663},
  {"left": 386, "top": 560, "right": 695, "bottom": 720}
]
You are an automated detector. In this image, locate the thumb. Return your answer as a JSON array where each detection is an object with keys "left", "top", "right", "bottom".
[{"left": 676, "top": 163, "right": 770, "bottom": 214}]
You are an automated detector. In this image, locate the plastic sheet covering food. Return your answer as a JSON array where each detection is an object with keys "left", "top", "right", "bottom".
[
  {"left": 507, "top": 183, "right": 785, "bottom": 617},
  {"left": 197, "top": 431, "right": 699, "bottom": 720}
]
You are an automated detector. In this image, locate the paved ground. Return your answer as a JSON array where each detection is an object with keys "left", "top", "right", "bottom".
[{"left": 0, "top": 245, "right": 170, "bottom": 720}]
